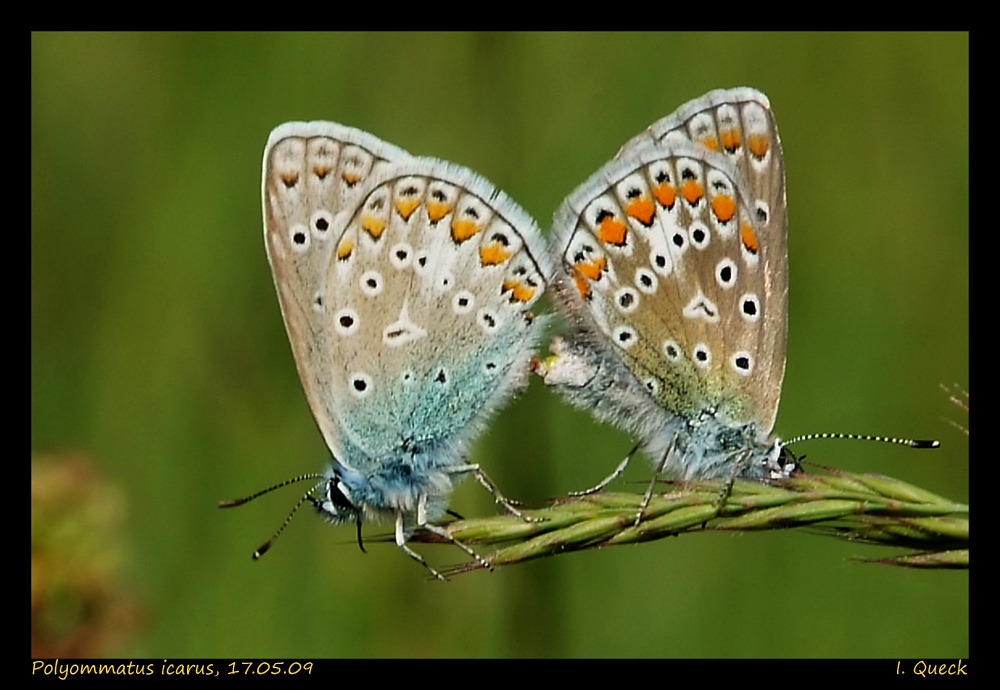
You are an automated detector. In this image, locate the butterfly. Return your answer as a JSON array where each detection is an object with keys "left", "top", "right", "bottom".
[
  {"left": 224, "top": 121, "right": 550, "bottom": 579},
  {"left": 537, "top": 88, "right": 795, "bottom": 485}
]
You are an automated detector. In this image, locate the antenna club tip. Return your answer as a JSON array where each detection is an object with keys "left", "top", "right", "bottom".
[
  {"left": 253, "top": 540, "right": 275, "bottom": 560},
  {"left": 783, "top": 433, "right": 941, "bottom": 449}
]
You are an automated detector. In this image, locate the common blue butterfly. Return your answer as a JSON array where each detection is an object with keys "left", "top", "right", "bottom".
[
  {"left": 537, "top": 88, "right": 794, "bottom": 484},
  {"left": 537, "top": 88, "right": 936, "bottom": 500},
  {"left": 225, "top": 122, "right": 550, "bottom": 579}
]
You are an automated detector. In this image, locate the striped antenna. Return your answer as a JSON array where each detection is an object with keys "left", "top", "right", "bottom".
[
  {"left": 219, "top": 473, "right": 328, "bottom": 559},
  {"left": 782, "top": 433, "right": 939, "bottom": 449},
  {"left": 218, "top": 472, "right": 325, "bottom": 508}
]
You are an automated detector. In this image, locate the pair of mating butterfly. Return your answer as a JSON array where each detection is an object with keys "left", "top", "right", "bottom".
[{"left": 223, "top": 88, "right": 934, "bottom": 579}]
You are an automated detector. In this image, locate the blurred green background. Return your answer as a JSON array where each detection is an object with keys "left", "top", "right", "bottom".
[{"left": 32, "top": 33, "right": 967, "bottom": 658}]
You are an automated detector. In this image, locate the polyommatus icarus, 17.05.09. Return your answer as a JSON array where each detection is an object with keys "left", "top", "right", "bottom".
[
  {"left": 223, "top": 121, "right": 550, "bottom": 579},
  {"left": 537, "top": 88, "right": 794, "bottom": 484}
]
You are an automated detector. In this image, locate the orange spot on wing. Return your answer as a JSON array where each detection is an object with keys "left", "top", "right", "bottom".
[
  {"left": 280, "top": 173, "right": 299, "bottom": 188},
  {"left": 336, "top": 238, "right": 354, "bottom": 260},
  {"left": 598, "top": 216, "right": 628, "bottom": 246},
  {"left": 740, "top": 222, "right": 759, "bottom": 254},
  {"left": 362, "top": 215, "right": 385, "bottom": 239},
  {"left": 342, "top": 172, "right": 360, "bottom": 185},
  {"left": 681, "top": 179, "right": 704, "bottom": 206},
  {"left": 698, "top": 136, "right": 720, "bottom": 152},
  {"left": 747, "top": 133, "right": 770, "bottom": 160},
  {"left": 502, "top": 280, "right": 536, "bottom": 303},
  {"left": 625, "top": 197, "right": 655, "bottom": 226},
  {"left": 720, "top": 128, "right": 741, "bottom": 153},
  {"left": 451, "top": 219, "right": 480, "bottom": 243},
  {"left": 395, "top": 198, "right": 419, "bottom": 221},
  {"left": 711, "top": 194, "right": 736, "bottom": 223},
  {"left": 426, "top": 202, "right": 451, "bottom": 222},
  {"left": 572, "top": 271, "right": 591, "bottom": 300},
  {"left": 479, "top": 242, "right": 510, "bottom": 266},
  {"left": 652, "top": 183, "right": 676, "bottom": 209},
  {"left": 313, "top": 164, "right": 331, "bottom": 179},
  {"left": 574, "top": 257, "right": 606, "bottom": 281}
]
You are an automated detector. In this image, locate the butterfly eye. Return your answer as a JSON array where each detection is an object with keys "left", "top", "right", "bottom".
[{"left": 327, "top": 478, "right": 355, "bottom": 512}]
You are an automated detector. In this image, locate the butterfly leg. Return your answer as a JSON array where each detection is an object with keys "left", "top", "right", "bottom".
[
  {"left": 416, "top": 494, "right": 493, "bottom": 572},
  {"left": 711, "top": 450, "right": 753, "bottom": 514},
  {"left": 569, "top": 444, "right": 639, "bottom": 497},
  {"left": 635, "top": 435, "right": 677, "bottom": 526},
  {"left": 448, "top": 464, "right": 542, "bottom": 523},
  {"left": 395, "top": 510, "right": 447, "bottom": 582}
]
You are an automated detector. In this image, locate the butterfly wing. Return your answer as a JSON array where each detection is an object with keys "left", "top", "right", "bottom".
[
  {"left": 319, "top": 158, "right": 550, "bottom": 475},
  {"left": 624, "top": 88, "right": 788, "bottom": 430},
  {"left": 263, "top": 124, "right": 550, "bottom": 480},
  {"left": 262, "top": 122, "right": 411, "bottom": 456},
  {"left": 547, "top": 89, "right": 787, "bottom": 467}
]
